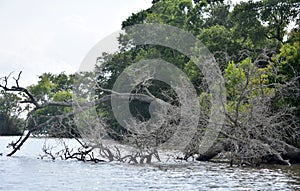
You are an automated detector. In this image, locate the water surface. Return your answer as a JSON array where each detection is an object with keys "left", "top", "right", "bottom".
[{"left": 1, "top": 137, "right": 300, "bottom": 191}]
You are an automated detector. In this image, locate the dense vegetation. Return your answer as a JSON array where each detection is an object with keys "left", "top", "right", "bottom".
[
  {"left": 0, "top": 90, "right": 23, "bottom": 135},
  {"left": 1, "top": 0, "right": 299, "bottom": 165},
  {"left": 96, "top": 0, "right": 300, "bottom": 150}
]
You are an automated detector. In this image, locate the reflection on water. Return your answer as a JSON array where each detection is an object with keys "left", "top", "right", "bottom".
[{"left": 0, "top": 137, "right": 300, "bottom": 191}]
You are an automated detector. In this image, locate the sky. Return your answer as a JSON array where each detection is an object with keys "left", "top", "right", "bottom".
[
  {"left": 0, "top": 0, "right": 152, "bottom": 87},
  {"left": 0, "top": 0, "right": 245, "bottom": 87}
]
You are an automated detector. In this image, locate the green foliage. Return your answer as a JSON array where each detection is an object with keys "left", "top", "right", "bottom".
[
  {"left": 198, "top": 92, "right": 212, "bottom": 114},
  {"left": 268, "top": 29, "right": 300, "bottom": 117},
  {"left": 224, "top": 58, "right": 272, "bottom": 113},
  {"left": 0, "top": 91, "right": 23, "bottom": 135},
  {"left": 225, "top": 61, "right": 246, "bottom": 99},
  {"left": 197, "top": 25, "right": 232, "bottom": 53},
  {"left": 146, "top": 0, "right": 193, "bottom": 28},
  {"left": 27, "top": 72, "right": 77, "bottom": 138},
  {"left": 259, "top": 0, "right": 299, "bottom": 42},
  {"left": 271, "top": 42, "right": 300, "bottom": 82},
  {"left": 28, "top": 72, "right": 74, "bottom": 101},
  {"left": 28, "top": 73, "right": 54, "bottom": 100},
  {"left": 93, "top": 0, "right": 300, "bottom": 142}
]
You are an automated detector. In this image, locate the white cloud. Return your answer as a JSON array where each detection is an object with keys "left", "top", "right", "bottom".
[{"left": 0, "top": 0, "right": 152, "bottom": 87}]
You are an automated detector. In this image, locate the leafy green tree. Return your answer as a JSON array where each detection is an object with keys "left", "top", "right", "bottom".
[
  {"left": 230, "top": 1, "right": 268, "bottom": 50},
  {"left": 268, "top": 28, "right": 300, "bottom": 129},
  {"left": 27, "top": 73, "right": 77, "bottom": 137},
  {"left": 145, "top": 0, "right": 192, "bottom": 28},
  {"left": 0, "top": 91, "right": 23, "bottom": 135},
  {"left": 259, "top": 0, "right": 299, "bottom": 43}
]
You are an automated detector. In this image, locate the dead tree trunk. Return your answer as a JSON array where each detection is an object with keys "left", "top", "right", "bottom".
[{"left": 195, "top": 140, "right": 229, "bottom": 161}]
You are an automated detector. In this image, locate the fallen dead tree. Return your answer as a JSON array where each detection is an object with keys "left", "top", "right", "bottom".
[
  {"left": 183, "top": 57, "right": 300, "bottom": 166},
  {"left": 1, "top": 66, "right": 299, "bottom": 166}
]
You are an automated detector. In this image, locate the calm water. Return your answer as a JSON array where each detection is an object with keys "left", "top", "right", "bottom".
[{"left": 1, "top": 137, "right": 300, "bottom": 191}]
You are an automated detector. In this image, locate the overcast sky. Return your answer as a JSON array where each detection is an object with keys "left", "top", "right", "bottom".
[
  {"left": 0, "top": 0, "right": 245, "bottom": 87},
  {"left": 0, "top": 0, "right": 152, "bottom": 87}
]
